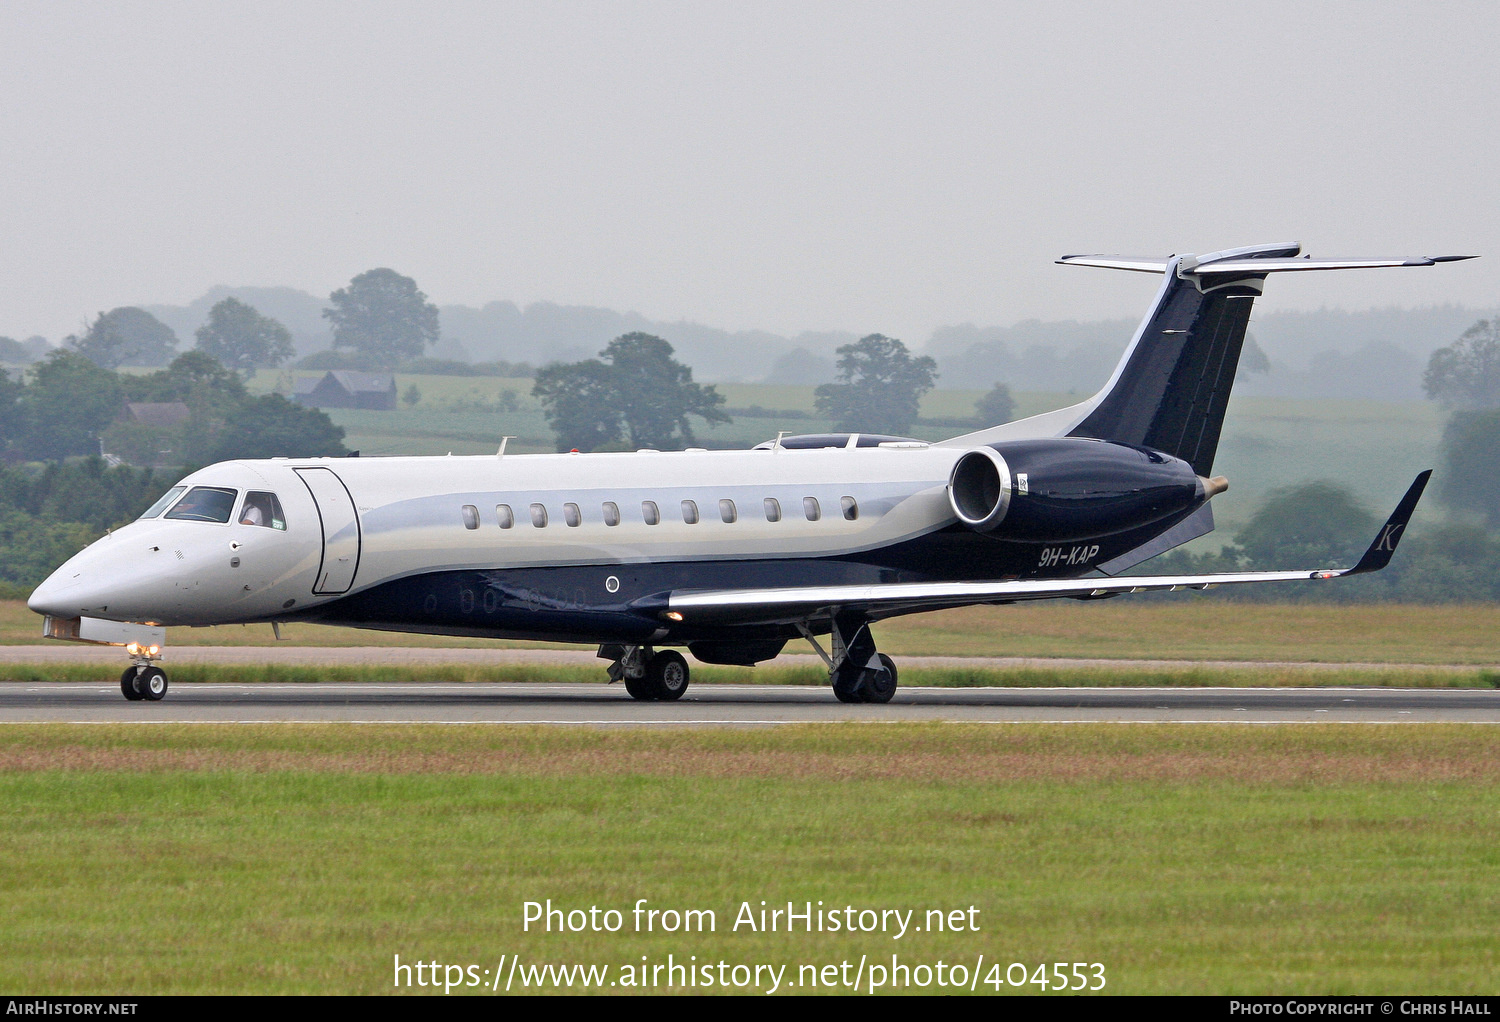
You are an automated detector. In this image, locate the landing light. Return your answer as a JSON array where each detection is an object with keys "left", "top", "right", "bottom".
[{"left": 664, "top": 611, "right": 684, "bottom": 622}]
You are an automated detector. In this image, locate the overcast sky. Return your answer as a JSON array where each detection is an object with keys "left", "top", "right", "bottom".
[{"left": 0, "top": 1, "right": 1496, "bottom": 345}]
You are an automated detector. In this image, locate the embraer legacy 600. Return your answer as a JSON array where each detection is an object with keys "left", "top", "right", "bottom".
[{"left": 29, "top": 243, "right": 1471, "bottom": 702}]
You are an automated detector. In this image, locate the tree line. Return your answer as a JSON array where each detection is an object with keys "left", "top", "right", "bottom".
[
  {"left": 0, "top": 270, "right": 1495, "bottom": 604},
  {"left": 0, "top": 267, "right": 446, "bottom": 375},
  {"left": 0, "top": 350, "right": 345, "bottom": 466}
]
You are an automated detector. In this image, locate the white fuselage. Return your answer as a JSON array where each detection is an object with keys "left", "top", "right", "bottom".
[{"left": 29, "top": 444, "right": 966, "bottom": 627}]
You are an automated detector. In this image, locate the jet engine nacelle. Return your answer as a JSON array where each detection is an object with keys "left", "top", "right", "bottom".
[{"left": 947, "top": 438, "right": 1205, "bottom": 542}]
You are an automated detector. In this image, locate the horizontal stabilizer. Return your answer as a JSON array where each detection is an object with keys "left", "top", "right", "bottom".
[
  {"left": 1056, "top": 255, "right": 1172, "bottom": 273},
  {"left": 1059, "top": 248, "right": 1476, "bottom": 277}
]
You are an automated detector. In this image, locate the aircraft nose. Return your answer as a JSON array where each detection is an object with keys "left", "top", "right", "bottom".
[
  {"left": 28, "top": 568, "right": 86, "bottom": 618},
  {"left": 27, "top": 540, "right": 145, "bottom": 620}
]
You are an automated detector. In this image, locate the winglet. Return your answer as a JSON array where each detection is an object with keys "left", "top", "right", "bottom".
[{"left": 1342, "top": 470, "right": 1431, "bottom": 576}]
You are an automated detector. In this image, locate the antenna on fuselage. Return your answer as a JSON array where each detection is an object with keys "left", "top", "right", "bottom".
[
  {"left": 497, "top": 436, "right": 514, "bottom": 458},
  {"left": 773, "top": 430, "right": 787, "bottom": 452}
]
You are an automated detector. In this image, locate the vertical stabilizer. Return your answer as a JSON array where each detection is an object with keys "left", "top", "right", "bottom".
[
  {"left": 1063, "top": 246, "right": 1295, "bottom": 475},
  {"left": 941, "top": 243, "right": 1471, "bottom": 477}
]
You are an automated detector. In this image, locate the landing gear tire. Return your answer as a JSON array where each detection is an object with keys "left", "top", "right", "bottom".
[
  {"left": 120, "top": 667, "right": 145, "bottom": 701},
  {"left": 624, "top": 675, "right": 656, "bottom": 700},
  {"left": 832, "top": 661, "right": 865, "bottom": 703},
  {"left": 139, "top": 667, "right": 168, "bottom": 701},
  {"left": 863, "top": 654, "right": 898, "bottom": 704},
  {"left": 647, "top": 650, "right": 690, "bottom": 701},
  {"left": 831, "top": 655, "right": 897, "bottom": 703}
]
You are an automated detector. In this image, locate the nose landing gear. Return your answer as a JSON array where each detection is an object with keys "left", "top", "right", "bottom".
[{"left": 120, "top": 644, "right": 168, "bottom": 701}]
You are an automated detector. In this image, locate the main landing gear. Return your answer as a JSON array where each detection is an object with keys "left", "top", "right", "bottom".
[
  {"left": 602, "top": 645, "right": 690, "bottom": 701},
  {"left": 798, "top": 613, "right": 898, "bottom": 704},
  {"left": 119, "top": 642, "right": 168, "bottom": 702}
]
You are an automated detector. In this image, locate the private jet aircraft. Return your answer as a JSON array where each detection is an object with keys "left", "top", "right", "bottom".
[{"left": 28, "top": 243, "right": 1468, "bottom": 702}]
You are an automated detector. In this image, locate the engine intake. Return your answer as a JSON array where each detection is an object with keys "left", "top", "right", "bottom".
[{"left": 947, "top": 447, "right": 1012, "bottom": 531}]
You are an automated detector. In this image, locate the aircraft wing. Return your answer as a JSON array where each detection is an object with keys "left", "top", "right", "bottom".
[{"left": 655, "top": 472, "right": 1430, "bottom": 625}]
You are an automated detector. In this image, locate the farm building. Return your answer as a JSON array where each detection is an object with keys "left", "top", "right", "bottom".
[{"left": 293, "top": 371, "right": 397, "bottom": 410}]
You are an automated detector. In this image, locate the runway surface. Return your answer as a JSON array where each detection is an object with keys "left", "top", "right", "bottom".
[
  {"left": 0, "top": 645, "right": 1479, "bottom": 673},
  {"left": 2, "top": 681, "right": 1498, "bottom": 724}
]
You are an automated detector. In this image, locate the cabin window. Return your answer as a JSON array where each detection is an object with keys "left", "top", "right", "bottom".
[
  {"left": 681, "top": 499, "right": 699, "bottom": 524},
  {"left": 802, "top": 496, "right": 821, "bottom": 521},
  {"left": 841, "top": 496, "right": 859, "bottom": 521},
  {"left": 530, "top": 503, "right": 548, "bottom": 528},
  {"left": 239, "top": 491, "right": 287, "bottom": 530},
  {"left": 496, "top": 504, "right": 514, "bottom": 529},
  {"left": 642, "top": 500, "right": 660, "bottom": 526},
  {"left": 164, "top": 486, "right": 238, "bottom": 524},
  {"left": 602, "top": 501, "right": 620, "bottom": 527},
  {"left": 461, "top": 505, "right": 480, "bottom": 530},
  {"left": 139, "top": 486, "right": 187, "bottom": 519},
  {"left": 563, "top": 502, "right": 581, "bottom": 527},
  {"left": 718, "top": 498, "right": 736, "bottom": 523},
  {"left": 763, "top": 497, "right": 781, "bottom": 522}
]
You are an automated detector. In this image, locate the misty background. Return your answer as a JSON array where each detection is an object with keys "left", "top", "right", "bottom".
[{"left": 1, "top": 1, "right": 1497, "bottom": 396}]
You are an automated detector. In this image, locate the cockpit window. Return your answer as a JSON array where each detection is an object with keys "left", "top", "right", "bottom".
[
  {"left": 240, "top": 491, "right": 287, "bottom": 530},
  {"left": 163, "top": 486, "right": 238, "bottom": 524},
  {"left": 139, "top": 486, "right": 187, "bottom": 519}
]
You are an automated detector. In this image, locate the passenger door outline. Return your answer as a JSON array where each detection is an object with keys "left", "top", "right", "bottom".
[{"left": 295, "top": 467, "right": 362, "bottom": 594}]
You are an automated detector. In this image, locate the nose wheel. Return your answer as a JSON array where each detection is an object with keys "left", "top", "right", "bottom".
[{"left": 120, "top": 664, "right": 168, "bottom": 701}]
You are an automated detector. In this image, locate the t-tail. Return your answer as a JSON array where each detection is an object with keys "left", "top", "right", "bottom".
[{"left": 943, "top": 243, "right": 1475, "bottom": 476}]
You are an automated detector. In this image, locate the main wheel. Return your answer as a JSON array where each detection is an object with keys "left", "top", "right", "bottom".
[
  {"left": 647, "top": 650, "right": 689, "bottom": 701},
  {"left": 120, "top": 667, "right": 145, "bottom": 701},
  {"left": 139, "top": 667, "right": 168, "bottom": 701},
  {"left": 624, "top": 674, "right": 655, "bottom": 700},
  {"left": 832, "top": 661, "right": 865, "bottom": 703},
  {"left": 862, "top": 653, "right": 898, "bottom": 704}
]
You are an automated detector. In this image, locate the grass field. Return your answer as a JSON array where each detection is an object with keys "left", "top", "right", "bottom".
[
  {"left": 3, "top": 723, "right": 1498, "bottom": 994},
  {"left": 4, "top": 601, "right": 1494, "bottom": 665}
]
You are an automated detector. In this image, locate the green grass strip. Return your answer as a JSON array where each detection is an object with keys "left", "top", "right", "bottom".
[{"left": 1, "top": 724, "right": 1498, "bottom": 994}]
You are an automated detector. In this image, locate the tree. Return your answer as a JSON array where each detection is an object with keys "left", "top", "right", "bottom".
[
  {"left": 208, "top": 394, "right": 346, "bottom": 461},
  {"left": 0, "top": 369, "right": 23, "bottom": 455},
  {"left": 814, "top": 334, "right": 937, "bottom": 434},
  {"left": 194, "top": 297, "right": 294, "bottom": 374},
  {"left": 324, "top": 268, "right": 440, "bottom": 368},
  {"left": 531, "top": 334, "right": 728, "bottom": 452},
  {"left": 972, "top": 382, "right": 1015, "bottom": 426},
  {"left": 533, "top": 360, "right": 624, "bottom": 452},
  {"left": 1423, "top": 319, "right": 1500, "bottom": 408},
  {"left": 18, "top": 350, "right": 123, "bottom": 460},
  {"left": 402, "top": 384, "right": 421, "bottom": 408},
  {"left": 68, "top": 308, "right": 178, "bottom": 368},
  {"left": 1234, "top": 481, "right": 1376, "bottom": 571},
  {"left": 600, "top": 333, "right": 728, "bottom": 449},
  {"left": 1438, "top": 409, "right": 1500, "bottom": 526}
]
